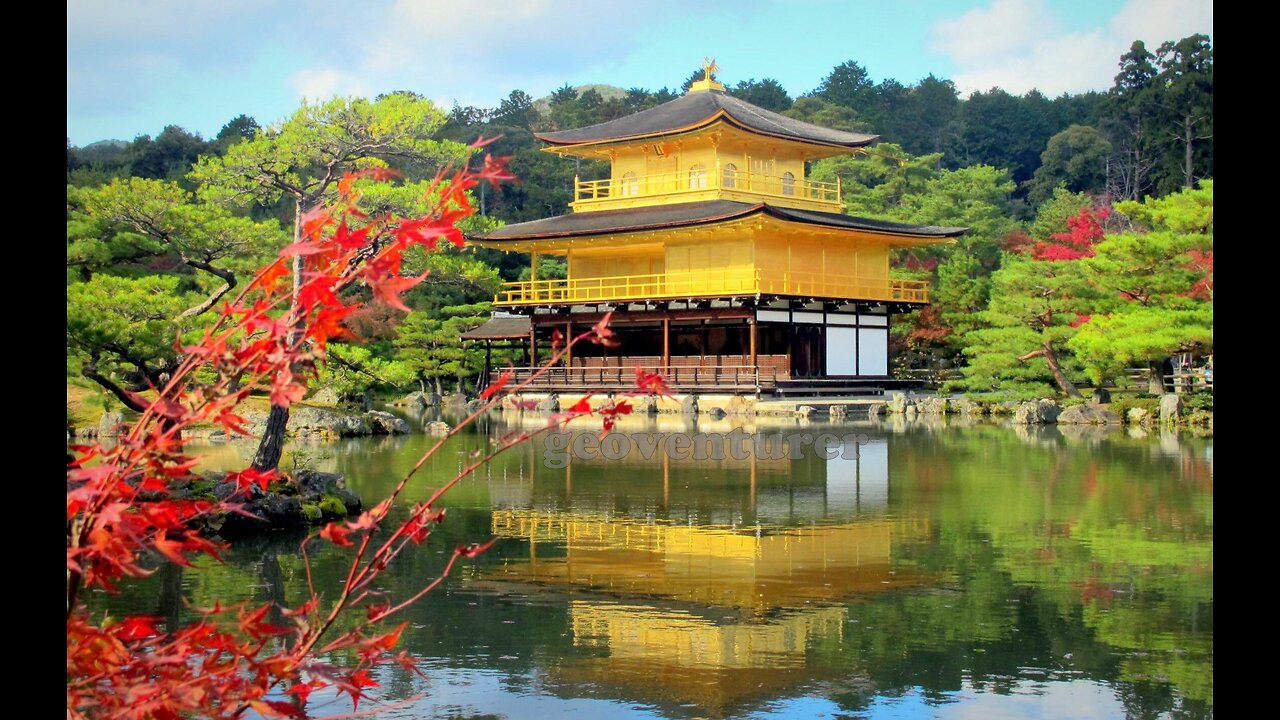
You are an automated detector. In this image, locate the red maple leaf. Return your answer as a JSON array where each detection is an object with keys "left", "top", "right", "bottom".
[
  {"left": 113, "top": 615, "right": 163, "bottom": 641},
  {"left": 590, "top": 312, "right": 620, "bottom": 347},
  {"left": 369, "top": 273, "right": 427, "bottom": 313},
  {"left": 320, "top": 522, "right": 354, "bottom": 547},
  {"left": 635, "top": 366, "right": 672, "bottom": 396},
  {"left": 253, "top": 259, "right": 291, "bottom": 292},
  {"left": 456, "top": 539, "right": 497, "bottom": 558},
  {"left": 480, "top": 370, "right": 513, "bottom": 400}
]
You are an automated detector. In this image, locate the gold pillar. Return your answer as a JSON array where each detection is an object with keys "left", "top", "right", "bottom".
[{"left": 530, "top": 250, "right": 539, "bottom": 300}]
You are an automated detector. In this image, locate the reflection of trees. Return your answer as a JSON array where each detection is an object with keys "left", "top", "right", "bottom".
[
  {"left": 100, "top": 425, "right": 1210, "bottom": 719},
  {"left": 886, "top": 426, "right": 1213, "bottom": 714}
]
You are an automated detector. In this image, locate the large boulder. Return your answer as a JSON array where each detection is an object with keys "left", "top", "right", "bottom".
[
  {"left": 98, "top": 411, "right": 125, "bottom": 437},
  {"left": 218, "top": 495, "right": 308, "bottom": 536},
  {"left": 795, "top": 405, "right": 816, "bottom": 419},
  {"left": 293, "top": 470, "right": 362, "bottom": 514},
  {"left": 1058, "top": 404, "right": 1122, "bottom": 425},
  {"left": 725, "top": 395, "right": 755, "bottom": 416},
  {"left": 887, "top": 393, "right": 910, "bottom": 414},
  {"left": 829, "top": 405, "right": 849, "bottom": 421},
  {"left": 1013, "top": 400, "right": 1061, "bottom": 425},
  {"left": 707, "top": 406, "right": 728, "bottom": 420},
  {"left": 917, "top": 397, "right": 949, "bottom": 415},
  {"left": 865, "top": 401, "right": 887, "bottom": 417},
  {"left": 365, "top": 411, "right": 411, "bottom": 435},
  {"left": 215, "top": 470, "right": 363, "bottom": 537},
  {"left": 1090, "top": 388, "right": 1112, "bottom": 405},
  {"left": 630, "top": 395, "right": 659, "bottom": 415},
  {"left": 393, "top": 391, "right": 440, "bottom": 410},
  {"left": 1159, "top": 394, "right": 1183, "bottom": 423},
  {"left": 426, "top": 421, "right": 451, "bottom": 436},
  {"left": 680, "top": 395, "right": 700, "bottom": 415},
  {"left": 1126, "top": 407, "right": 1151, "bottom": 425},
  {"left": 536, "top": 394, "right": 560, "bottom": 413},
  {"left": 951, "top": 397, "right": 984, "bottom": 416},
  {"left": 307, "top": 386, "right": 340, "bottom": 407},
  {"left": 991, "top": 401, "right": 1020, "bottom": 416},
  {"left": 290, "top": 406, "right": 369, "bottom": 437}
]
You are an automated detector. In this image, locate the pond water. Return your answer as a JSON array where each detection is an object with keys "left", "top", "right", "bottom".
[{"left": 89, "top": 412, "right": 1212, "bottom": 719}]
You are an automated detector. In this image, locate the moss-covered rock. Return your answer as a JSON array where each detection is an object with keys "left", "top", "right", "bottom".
[
  {"left": 318, "top": 494, "right": 348, "bottom": 519},
  {"left": 301, "top": 503, "right": 323, "bottom": 522}
]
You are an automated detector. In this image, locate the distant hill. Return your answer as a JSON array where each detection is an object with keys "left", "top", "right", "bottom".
[
  {"left": 532, "top": 84, "right": 629, "bottom": 116},
  {"left": 77, "top": 139, "right": 129, "bottom": 151}
]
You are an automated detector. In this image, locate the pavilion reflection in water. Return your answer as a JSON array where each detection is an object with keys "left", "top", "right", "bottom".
[{"left": 479, "top": 424, "right": 933, "bottom": 714}]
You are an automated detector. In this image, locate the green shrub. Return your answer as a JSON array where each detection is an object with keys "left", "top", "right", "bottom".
[
  {"left": 1109, "top": 396, "right": 1160, "bottom": 421},
  {"left": 1183, "top": 392, "right": 1214, "bottom": 412}
]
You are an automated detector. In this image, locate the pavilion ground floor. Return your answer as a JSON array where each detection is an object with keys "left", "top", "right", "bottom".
[{"left": 465, "top": 299, "right": 925, "bottom": 396}]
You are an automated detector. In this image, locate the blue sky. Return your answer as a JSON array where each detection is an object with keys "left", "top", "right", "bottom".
[{"left": 66, "top": 0, "right": 1212, "bottom": 146}]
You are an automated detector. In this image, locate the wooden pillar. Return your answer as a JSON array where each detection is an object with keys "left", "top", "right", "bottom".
[
  {"left": 662, "top": 315, "right": 670, "bottom": 369},
  {"left": 484, "top": 340, "right": 493, "bottom": 389},
  {"left": 529, "top": 322, "right": 537, "bottom": 366},
  {"left": 749, "top": 316, "right": 758, "bottom": 369},
  {"left": 565, "top": 318, "right": 573, "bottom": 368}
]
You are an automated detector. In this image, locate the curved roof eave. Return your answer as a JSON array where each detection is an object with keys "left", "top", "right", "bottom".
[
  {"left": 470, "top": 200, "right": 968, "bottom": 244},
  {"left": 533, "top": 90, "right": 877, "bottom": 149}
]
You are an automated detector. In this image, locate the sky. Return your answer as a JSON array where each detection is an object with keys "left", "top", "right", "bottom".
[{"left": 66, "top": 0, "right": 1213, "bottom": 147}]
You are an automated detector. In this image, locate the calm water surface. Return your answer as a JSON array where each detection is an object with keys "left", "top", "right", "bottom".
[{"left": 91, "top": 412, "right": 1212, "bottom": 719}]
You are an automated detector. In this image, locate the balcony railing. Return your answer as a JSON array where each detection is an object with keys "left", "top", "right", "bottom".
[
  {"left": 494, "top": 269, "right": 929, "bottom": 305},
  {"left": 573, "top": 168, "right": 841, "bottom": 211}
]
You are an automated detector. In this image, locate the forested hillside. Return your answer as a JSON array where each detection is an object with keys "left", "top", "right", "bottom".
[{"left": 67, "top": 35, "right": 1211, "bottom": 409}]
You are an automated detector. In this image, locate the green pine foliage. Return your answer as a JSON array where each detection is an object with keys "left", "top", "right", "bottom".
[{"left": 1068, "top": 183, "right": 1213, "bottom": 385}]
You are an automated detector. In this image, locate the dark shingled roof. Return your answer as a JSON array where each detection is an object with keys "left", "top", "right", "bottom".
[
  {"left": 535, "top": 89, "right": 878, "bottom": 149},
  {"left": 460, "top": 315, "right": 531, "bottom": 340},
  {"left": 476, "top": 200, "right": 968, "bottom": 241}
]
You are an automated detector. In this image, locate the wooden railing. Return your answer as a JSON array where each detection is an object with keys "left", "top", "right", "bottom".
[
  {"left": 495, "top": 269, "right": 929, "bottom": 305},
  {"left": 1123, "top": 367, "right": 1214, "bottom": 393},
  {"left": 508, "top": 355, "right": 790, "bottom": 390},
  {"left": 573, "top": 168, "right": 841, "bottom": 211}
]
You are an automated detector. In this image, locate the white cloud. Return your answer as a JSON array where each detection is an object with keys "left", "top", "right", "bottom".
[
  {"left": 287, "top": 0, "right": 751, "bottom": 110},
  {"left": 1109, "top": 0, "right": 1214, "bottom": 48},
  {"left": 289, "top": 68, "right": 373, "bottom": 102},
  {"left": 931, "top": 0, "right": 1213, "bottom": 96},
  {"left": 930, "top": 0, "right": 1058, "bottom": 66}
]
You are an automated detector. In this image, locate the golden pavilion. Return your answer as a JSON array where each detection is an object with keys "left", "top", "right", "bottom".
[{"left": 470, "top": 61, "right": 965, "bottom": 395}]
